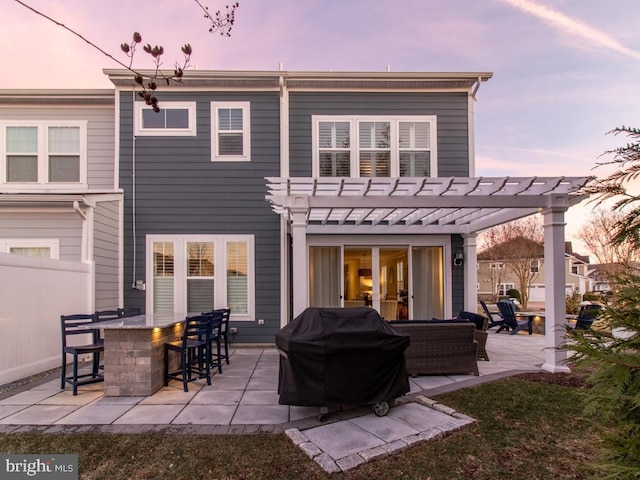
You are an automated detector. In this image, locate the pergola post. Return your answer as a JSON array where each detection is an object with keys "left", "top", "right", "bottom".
[
  {"left": 288, "top": 196, "right": 309, "bottom": 318},
  {"left": 541, "top": 204, "right": 571, "bottom": 373},
  {"left": 462, "top": 234, "right": 478, "bottom": 313}
]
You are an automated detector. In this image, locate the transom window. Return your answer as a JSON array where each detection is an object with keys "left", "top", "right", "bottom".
[
  {"left": 1, "top": 122, "right": 86, "bottom": 186},
  {"left": 211, "top": 102, "right": 251, "bottom": 161},
  {"left": 313, "top": 116, "right": 437, "bottom": 177},
  {"left": 134, "top": 102, "right": 196, "bottom": 136},
  {"left": 147, "top": 235, "right": 254, "bottom": 319},
  {"left": 0, "top": 239, "right": 59, "bottom": 259}
]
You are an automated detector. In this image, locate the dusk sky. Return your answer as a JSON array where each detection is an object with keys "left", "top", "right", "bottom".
[{"left": 2, "top": 0, "right": 640, "bottom": 251}]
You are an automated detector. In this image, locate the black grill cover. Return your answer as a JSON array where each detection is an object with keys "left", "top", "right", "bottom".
[{"left": 276, "top": 307, "right": 410, "bottom": 407}]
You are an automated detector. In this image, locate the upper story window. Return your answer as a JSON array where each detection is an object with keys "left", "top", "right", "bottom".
[
  {"left": 211, "top": 102, "right": 251, "bottom": 161},
  {"left": 530, "top": 260, "right": 540, "bottom": 273},
  {"left": 313, "top": 115, "right": 437, "bottom": 177},
  {"left": 1, "top": 122, "right": 87, "bottom": 187},
  {"left": 134, "top": 102, "right": 196, "bottom": 136}
]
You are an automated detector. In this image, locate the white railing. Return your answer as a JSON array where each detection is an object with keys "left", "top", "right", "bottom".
[{"left": 0, "top": 253, "right": 92, "bottom": 385}]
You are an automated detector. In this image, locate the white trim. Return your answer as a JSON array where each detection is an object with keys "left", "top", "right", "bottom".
[
  {"left": 266, "top": 176, "right": 590, "bottom": 235},
  {"left": 1, "top": 120, "right": 88, "bottom": 189},
  {"left": 210, "top": 101, "right": 251, "bottom": 162},
  {"left": 311, "top": 115, "right": 438, "bottom": 178},
  {"left": 145, "top": 234, "right": 255, "bottom": 321},
  {"left": 133, "top": 101, "right": 197, "bottom": 137},
  {"left": 0, "top": 238, "right": 60, "bottom": 259},
  {"left": 468, "top": 91, "right": 476, "bottom": 176}
]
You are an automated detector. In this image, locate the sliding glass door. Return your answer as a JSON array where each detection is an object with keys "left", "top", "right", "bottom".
[{"left": 308, "top": 244, "right": 444, "bottom": 320}]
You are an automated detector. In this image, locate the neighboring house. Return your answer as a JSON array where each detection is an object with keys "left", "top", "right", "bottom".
[
  {"left": 588, "top": 262, "right": 640, "bottom": 293},
  {"left": 477, "top": 240, "right": 592, "bottom": 302},
  {"left": 0, "top": 89, "right": 121, "bottom": 384},
  {"left": 105, "top": 69, "right": 590, "bottom": 374}
]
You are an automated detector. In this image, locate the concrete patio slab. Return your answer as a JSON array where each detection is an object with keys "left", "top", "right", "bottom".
[
  {"left": 190, "top": 389, "right": 243, "bottom": 405},
  {"left": 303, "top": 420, "right": 387, "bottom": 459},
  {"left": 172, "top": 404, "right": 236, "bottom": 425},
  {"left": 54, "top": 405, "right": 132, "bottom": 425},
  {"left": 231, "top": 405, "right": 289, "bottom": 424},
  {"left": 349, "top": 413, "right": 420, "bottom": 442},
  {"left": 0, "top": 405, "right": 79, "bottom": 425},
  {"left": 113, "top": 405, "right": 183, "bottom": 424}
]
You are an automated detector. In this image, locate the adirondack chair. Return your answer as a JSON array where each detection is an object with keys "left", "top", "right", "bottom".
[
  {"left": 480, "top": 300, "right": 506, "bottom": 331},
  {"left": 574, "top": 303, "right": 603, "bottom": 329},
  {"left": 496, "top": 300, "right": 531, "bottom": 335}
]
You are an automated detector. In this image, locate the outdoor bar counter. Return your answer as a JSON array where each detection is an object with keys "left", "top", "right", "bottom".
[{"left": 95, "top": 313, "right": 191, "bottom": 397}]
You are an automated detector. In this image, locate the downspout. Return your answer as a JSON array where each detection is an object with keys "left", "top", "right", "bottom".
[{"left": 131, "top": 90, "right": 138, "bottom": 290}]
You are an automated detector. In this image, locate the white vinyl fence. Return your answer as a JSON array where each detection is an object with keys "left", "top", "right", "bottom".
[{"left": 0, "top": 253, "right": 92, "bottom": 385}]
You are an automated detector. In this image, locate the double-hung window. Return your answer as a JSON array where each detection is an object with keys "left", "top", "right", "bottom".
[
  {"left": 147, "top": 234, "right": 254, "bottom": 320},
  {"left": 2, "top": 122, "right": 86, "bottom": 187},
  {"left": 313, "top": 115, "right": 436, "bottom": 177},
  {"left": 134, "top": 102, "right": 196, "bottom": 136},
  {"left": 211, "top": 102, "right": 251, "bottom": 161}
]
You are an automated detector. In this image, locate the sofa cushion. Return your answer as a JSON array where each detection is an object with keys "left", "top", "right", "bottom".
[
  {"left": 457, "top": 311, "right": 488, "bottom": 331},
  {"left": 389, "top": 319, "right": 472, "bottom": 325}
]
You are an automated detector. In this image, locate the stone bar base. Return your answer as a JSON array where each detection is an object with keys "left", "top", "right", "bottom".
[{"left": 103, "top": 323, "right": 184, "bottom": 396}]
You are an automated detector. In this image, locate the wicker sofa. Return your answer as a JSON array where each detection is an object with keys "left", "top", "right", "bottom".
[{"left": 388, "top": 320, "right": 479, "bottom": 376}]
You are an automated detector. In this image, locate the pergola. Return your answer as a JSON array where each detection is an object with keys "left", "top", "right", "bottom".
[{"left": 266, "top": 176, "right": 592, "bottom": 372}]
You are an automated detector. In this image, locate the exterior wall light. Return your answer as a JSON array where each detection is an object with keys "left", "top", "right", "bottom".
[{"left": 453, "top": 251, "right": 464, "bottom": 267}]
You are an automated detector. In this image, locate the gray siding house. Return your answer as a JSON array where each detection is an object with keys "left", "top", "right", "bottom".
[
  {"left": 0, "top": 90, "right": 122, "bottom": 311},
  {"left": 0, "top": 90, "right": 122, "bottom": 383},
  {"left": 106, "top": 70, "right": 590, "bottom": 372}
]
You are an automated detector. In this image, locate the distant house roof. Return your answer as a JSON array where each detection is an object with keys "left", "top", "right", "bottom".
[
  {"left": 478, "top": 236, "right": 544, "bottom": 261},
  {"left": 479, "top": 238, "right": 590, "bottom": 263},
  {"left": 0, "top": 89, "right": 114, "bottom": 105}
]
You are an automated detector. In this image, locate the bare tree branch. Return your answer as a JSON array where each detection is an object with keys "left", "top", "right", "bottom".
[{"left": 14, "top": 0, "right": 239, "bottom": 111}]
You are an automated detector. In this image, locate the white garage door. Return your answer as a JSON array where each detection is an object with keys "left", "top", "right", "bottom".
[{"left": 528, "top": 284, "right": 545, "bottom": 302}]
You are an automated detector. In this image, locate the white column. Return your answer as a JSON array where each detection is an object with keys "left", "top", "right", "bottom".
[
  {"left": 541, "top": 204, "right": 570, "bottom": 373},
  {"left": 288, "top": 196, "right": 309, "bottom": 318},
  {"left": 462, "top": 234, "right": 478, "bottom": 313}
]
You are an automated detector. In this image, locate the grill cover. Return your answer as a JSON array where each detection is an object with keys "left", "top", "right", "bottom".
[{"left": 276, "top": 307, "right": 410, "bottom": 406}]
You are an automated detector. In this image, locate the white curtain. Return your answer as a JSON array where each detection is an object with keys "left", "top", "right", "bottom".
[
  {"left": 412, "top": 246, "right": 444, "bottom": 319},
  {"left": 309, "top": 246, "right": 341, "bottom": 307}
]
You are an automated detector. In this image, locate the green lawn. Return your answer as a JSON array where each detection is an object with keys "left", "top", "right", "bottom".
[{"left": 0, "top": 373, "right": 602, "bottom": 480}]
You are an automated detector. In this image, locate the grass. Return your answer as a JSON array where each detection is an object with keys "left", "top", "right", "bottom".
[{"left": 0, "top": 372, "right": 604, "bottom": 480}]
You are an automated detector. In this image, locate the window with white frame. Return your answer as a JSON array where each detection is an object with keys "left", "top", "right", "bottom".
[
  {"left": 313, "top": 115, "right": 437, "bottom": 177},
  {"left": 211, "top": 102, "right": 250, "bottom": 161},
  {"left": 530, "top": 260, "right": 540, "bottom": 273},
  {"left": 0, "top": 239, "right": 59, "bottom": 259},
  {"left": 1, "top": 122, "right": 86, "bottom": 186},
  {"left": 491, "top": 262, "right": 504, "bottom": 270},
  {"left": 498, "top": 283, "right": 515, "bottom": 296},
  {"left": 147, "top": 235, "right": 254, "bottom": 319},
  {"left": 134, "top": 102, "right": 197, "bottom": 136}
]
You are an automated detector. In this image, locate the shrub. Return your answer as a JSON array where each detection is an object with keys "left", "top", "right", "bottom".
[
  {"left": 583, "top": 292, "right": 600, "bottom": 302},
  {"left": 565, "top": 291, "right": 582, "bottom": 315},
  {"left": 506, "top": 288, "right": 521, "bottom": 300},
  {"left": 563, "top": 270, "right": 640, "bottom": 479}
]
